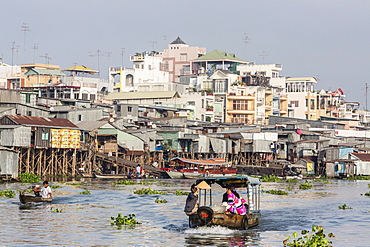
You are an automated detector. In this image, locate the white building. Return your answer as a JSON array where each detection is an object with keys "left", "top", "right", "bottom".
[
  {"left": 109, "top": 53, "right": 169, "bottom": 92},
  {"left": 237, "top": 63, "right": 286, "bottom": 88}
]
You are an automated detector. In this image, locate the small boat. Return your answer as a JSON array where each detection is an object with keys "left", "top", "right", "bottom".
[
  {"left": 94, "top": 173, "right": 128, "bottom": 179},
  {"left": 166, "top": 169, "right": 184, "bottom": 179},
  {"left": 19, "top": 191, "right": 52, "bottom": 204},
  {"left": 183, "top": 172, "right": 204, "bottom": 179},
  {"left": 188, "top": 176, "right": 261, "bottom": 229}
]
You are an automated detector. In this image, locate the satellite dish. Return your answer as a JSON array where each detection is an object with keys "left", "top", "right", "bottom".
[{"left": 109, "top": 118, "right": 114, "bottom": 123}]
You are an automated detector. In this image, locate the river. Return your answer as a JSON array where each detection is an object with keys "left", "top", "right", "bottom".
[{"left": 0, "top": 178, "right": 369, "bottom": 246}]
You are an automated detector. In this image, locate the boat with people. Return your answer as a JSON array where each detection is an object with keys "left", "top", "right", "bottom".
[
  {"left": 167, "top": 157, "right": 237, "bottom": 179},
  {"left": 19, "top": 191, "right": 52, "bottom": 204},
  {"left": 187, "top": 176, "right": 261, "bottom": 229}
]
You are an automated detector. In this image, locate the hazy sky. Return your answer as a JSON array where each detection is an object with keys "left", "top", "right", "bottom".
[{"left": 1, "top": 0, "right": 370, "bottom": 108}]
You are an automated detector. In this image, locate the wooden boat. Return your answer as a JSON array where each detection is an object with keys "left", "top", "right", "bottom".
[
  {"left": 183, "top": 172, "right": 204, "bottom": 179},
  {"left": 94, "top": 173, "right": 128, "bottom": 179},
  {"left": 19, "top": 191, "right": 52, "bottom": 204},
  {"left": 188, "top": 176, "right": 261, "bottom": 230},
  {"left": 166, "top": 169, "right": 184, "bottom": 179}
]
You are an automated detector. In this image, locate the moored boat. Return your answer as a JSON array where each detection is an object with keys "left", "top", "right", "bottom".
[
  {"left": 165, "top": 169, "right": 184, "bottom": 179},
  {"left": 188, "top": 176, "right": 261, "bottom": 229},
  {"left": 19, "top": 191, "right": 52, "bottom": 204},
  {"left": 94, "top": 173, "right": 128, "bottom": 179}
]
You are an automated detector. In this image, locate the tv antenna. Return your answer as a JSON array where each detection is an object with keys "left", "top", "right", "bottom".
[
  {"left": 149, "top": 40, "right": 157, "bottom": 52},
  {"left": 259, "top": 51, "right": 269, "bottom": 63},
  {"left": 120, "top": 48, "right": 125, "bottom": 67},
  {"left": 20, "top": 23, "right": 30, "bottom": 63},
  {"left": 242, "top": 33, "right": 250, "bottom": 60},
  {"left": 31, "top": 43, "right": 38, "bottom": 63},
  {"left": 105, "top": 51, "right": 112, "bottom": 67},
  {"left": 40, "top": 53, "right": 52, "bottom": 64}
]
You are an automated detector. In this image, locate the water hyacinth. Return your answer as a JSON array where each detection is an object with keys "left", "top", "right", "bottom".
[
  {"left": 0, "top": 190, "right": 15, "bottom": 198},
  {"left": 110, "top": 213, "right": 141, "bottom": 229},
  {"left": 133, "top": 188, "right": 167, "bottom": 195}
]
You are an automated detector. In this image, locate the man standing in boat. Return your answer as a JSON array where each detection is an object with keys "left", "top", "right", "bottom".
[{"left": 41, "top": 181, "right": 52, "bottom": 199}]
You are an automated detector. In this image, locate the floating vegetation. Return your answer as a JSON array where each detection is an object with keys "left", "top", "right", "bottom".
[
  {"left": 263, "top": 189, "right": 288, "bottom": 195},
  {"left": 175, "top": 190, "right": 190, "bottom": 196},
  {"left": 110, "top": 213, "right": 141, "bottom": 228},
  {"left": 0, "top": 189, "right": 15, "bottom": 198},
  {"left": 261, "top": 175, "right": 282, "bottom": 182},
  {"left": 299, "top": 181, "right": 313, "bottom": 190},
  {"left": 338, "top": 204, "right": 352, "bottom": 210},
  {"left": 158, "top": 182, "right": 172, "bottom": 187},
  {"left": 283, "top": 225, "right": 334, "bottom": 247},
  {"left": 80, "top": 190, "right": 91, "bottom": 195},
  {"left": 51, "top": 208, "right": 65, "bottom": 213},
  {"left": 67, "top": 182, "right": 83, "bottom": 186},
  {"left": 49, "top": 185, "right": 62, "bottom": 189},
  {"left": 286, "top": 186, "right": 293, "bottom": 191},
  {"left": 368, "top": 183, "right": 370, "bottom": 188},
  {"left": 323, "top": 180, "right": 332, "bottom": 184},
  {"left": 19, "top": 173, "right": 41, "bottom": 183},
  {"left": 363, "top": 191, "right": 370, "bottom": 196},
  {"left": 286, "top": 179, "right": 298, "bottom": 183},
  {"left": 155, "top": 197, "right": 168, "bottom": 203},
  {"left": 344, "top": 176, "right": 370, "bottom": 180},
  {"left": 133, "top": 188, "right": 167, "bottom": 195}
]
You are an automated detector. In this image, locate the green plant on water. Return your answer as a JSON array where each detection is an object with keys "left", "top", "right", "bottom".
[
  {"left": 286, "top": 179, "right": 298, "bottom": 183},
  {"left": 364, "top": 191, "right": 370, "bottom": 196},
  {"left": 368, "top": 183, "right": 370, "bottom": 188},
  {"left": 283, "top": 225, "right": 334, "bottom": 247},
  {"left": 263, "top": 189, "right": 288, "bottom": 195},
  {"left": 155, "top": 197, "right": 168, "bottom": 203},
  {"left": 261, "top": 175, "right": 282, "bottom": 182},
  {"left": 175, "top": 190, "right": 190, "bottom": 196},
  {"left": 299, "top": 181, "right": 313, "bottom": 190},
  {"left": 19, "top": 173, "right": 41, "bottom": 183},
  {"left": 110, "top": 213, "right": 141, "bottom": 228},
  {"left": 113, "top": 180, "right": 137, "bottom": 185},
  {"left": 338, "top": 204, "right": 352, "bottom": 210},
  {"left": 49, "top": 185, "right": 62, "bottom": 189},
  {"left": 67, "top": 182, "right": 84, "bottom": 186},
  {"left": 286, "top": 186, "right": 293, "bottom": 191},
  {"left": 323, "top": 180, "right": 332, "bottom": 184},
  {"left": 51, "top": 208, "right": 65, "bottom": 213},
  {"left": 158, "top": 183, "right": 172, "bottom": 187},
  {"left": 0, "top": 189, "right": 15, "bottom": 198},
  {"left": 133, "top": 188, "right": 167, "bottom": 195},
  {"left": 80, "top": 190, "right": 91, "bottom": 195}
]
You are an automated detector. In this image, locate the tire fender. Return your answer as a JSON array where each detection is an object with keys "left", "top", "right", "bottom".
[{"left": 197, "top": 206, "right": 214, "bottom": 224}]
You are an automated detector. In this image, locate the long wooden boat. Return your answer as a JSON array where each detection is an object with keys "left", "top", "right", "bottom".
[
  {"left": 19, "top": 191, "right": 52, "bottom": 204},
  {"left": 94, "top": 173, "right": 128, "bottom": 179},
  {"left": 166, "top": 170, "right": 184, "bottom": 179},
  {"left": 188, "top": 176, "right": 261, "bottom": 230}
]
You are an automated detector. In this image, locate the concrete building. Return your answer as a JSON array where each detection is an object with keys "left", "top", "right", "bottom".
[{"left": 159, "top": 37, "right": 206, "bottom": 83}]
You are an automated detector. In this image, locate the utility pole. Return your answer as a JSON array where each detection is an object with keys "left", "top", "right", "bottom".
[
  {"left": 20, "top": 23, "right": 30, "bottom": 64},
  {"left": 259, "top": 51, "right": 269, "bottom": 63},
  {"left": 97, "top": 49, "right": 102, "bottom": 78}
]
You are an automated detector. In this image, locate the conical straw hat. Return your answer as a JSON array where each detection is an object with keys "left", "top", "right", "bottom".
[{"left": 196, "top": 181, "right": 211, "bottom": 189}]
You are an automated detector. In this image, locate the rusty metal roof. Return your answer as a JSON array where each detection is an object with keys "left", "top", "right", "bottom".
[
  {"left": 5, "top": 115, "right": 78, "bottom": 129},
  {"left": 350, "top": 152, "right": 370, "bottom": 161}
]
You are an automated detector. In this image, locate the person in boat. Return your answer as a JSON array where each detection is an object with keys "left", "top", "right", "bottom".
[
  {"left": 225, "top": 185, "right": 246, "bottom": 215},
  {"left": 184, "top": 184, "right": 199, "bottom": 216},
  {"left": 41, "top": 181, "right": 52, "bottom": 199},
  {"left": 32, "top": 185, "right": 41, "bottom": 197},
  {"left": 136, "top": 165, "right": 142, "bottom": 178}
]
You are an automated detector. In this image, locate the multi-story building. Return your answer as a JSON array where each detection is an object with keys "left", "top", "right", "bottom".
[
  {"left": 109, "top": 53, "right": 169, "bottom": 92},
  {"left": 159, "top": 37, "right": 206, "bottom": 83},
  {"left": 0, "top": 62, "right": 21, "bottom": 89},
  {"left": 22, "top": 63, "right": 65, "bottom": 87}
]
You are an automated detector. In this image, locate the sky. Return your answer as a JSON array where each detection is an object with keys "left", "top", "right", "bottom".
[{"left": 1, "top": 0, "right": 370, "bottom": 108}]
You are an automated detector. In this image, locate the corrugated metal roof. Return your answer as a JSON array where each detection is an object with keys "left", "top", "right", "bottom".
[
  {"left": 24, "top": 68, "right": 65, "bottom": 76},
  {"left": 106, "top": 91, "right": 180, "bottom": 100},
  {"left": 193, "top": 50, "right": 246, "bottom": 62},
  {"left": 4, "top": 115, "right": 78, "bottom": 128},
  {"left": 76, "top": 121, "right": 109, "bottom": 131},
  {"left": 350, "top": 152, "right": 370, "bottom": 161}
]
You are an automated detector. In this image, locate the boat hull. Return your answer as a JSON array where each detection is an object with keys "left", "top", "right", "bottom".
[
  {"left": 19, "top": 192, "right": 52, "bottom": 204},
  {"left": 94, "top": 174, "right": 128, "bottom": 179},
  {"left": 166, "top": 170, "right": 184, "bottom": 179}
]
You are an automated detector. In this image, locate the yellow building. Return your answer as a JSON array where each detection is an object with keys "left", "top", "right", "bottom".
[{"left": 22, "top": 63, "right": 64, "bottom": 87}]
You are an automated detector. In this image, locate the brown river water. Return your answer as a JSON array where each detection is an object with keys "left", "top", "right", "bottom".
[{"left": 0, "top": 178, "right": 369, "bottom": 246}]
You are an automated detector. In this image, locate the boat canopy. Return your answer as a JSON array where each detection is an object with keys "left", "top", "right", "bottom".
[
  {"left": 170, "top": 157, "right": 229, "bottom": 166},
  {"left": 195, "top": 176, "right": 260, "bottom": 188}
]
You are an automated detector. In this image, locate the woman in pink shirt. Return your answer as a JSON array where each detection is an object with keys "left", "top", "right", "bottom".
[{"left": 225, "top": 185, "right": 246, "bottom": 215}]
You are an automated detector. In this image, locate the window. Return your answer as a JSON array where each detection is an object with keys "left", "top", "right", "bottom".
[
  {"left": 116, "top": 106, "right": 121, "bottom": 112},
  {"left": 180, "top": 53, "right": 187, "bottom": 61},
  {"left": 135, "top": 64, "right": 140, "bottom": 69},
  {"left": 148, "top": 65, "right": 152, "bottom": 70},
  {"left": 42, "top": 133, "right": 49, "bottom": 140},
  {"left": 25, "top": 94, "right": 31, "bottom": 103},
  {"left": 90, "top": 94, "right": 96, "bottom": 101},
  {"left": 232, "top": 100, "right": 248, "bottom": 110},
  {"left": 202, "top": 99, "right": 204, "bottom": 108},
  {"left": 232, "top": 114, "right": 249, "bottom": 123},
  {"left": 128, "top": 106, "right": 132, "bottom": 112},
  {"left": 141, "top": 64, "right": 144, "bottom": 69},
  {"left": 78, "top": 115, "right": 82, "bottom": 121},
  {"left": 27, "top": 111, "right": 32, "bottom": 116},
  {"left": 290, "top": 101, "right": 299, "bottom": 107}
]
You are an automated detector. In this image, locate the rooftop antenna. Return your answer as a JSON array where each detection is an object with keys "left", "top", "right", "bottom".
[
  {"left": 242, "top": 33, "right": 250, "bottom": 60},
  {"left": 31, "top": 43, "right": 38, "bottom": 63},
  {"left": 88, "top": 50, "right": 102, "bottom": 78},
  {"left": 11, "top": 42, "right": 16, "bottom": 67},
  {"left": 149, "top": 40, "right": 157, "bottom": 53},
  {"left": 120, "top": 48, "right": 125, "bottom": 68},
  {"left": 40, "top": 53, "right": 51, "bottom": 64},
  {"left": 20, "top": 23, "right": 30, "bottom": 64},
  {"left": 105, "top": 51, "right": 112, "bottom": 67},
  {"left": 259, "top": 51, "right": 269, "bottom": 63}
]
